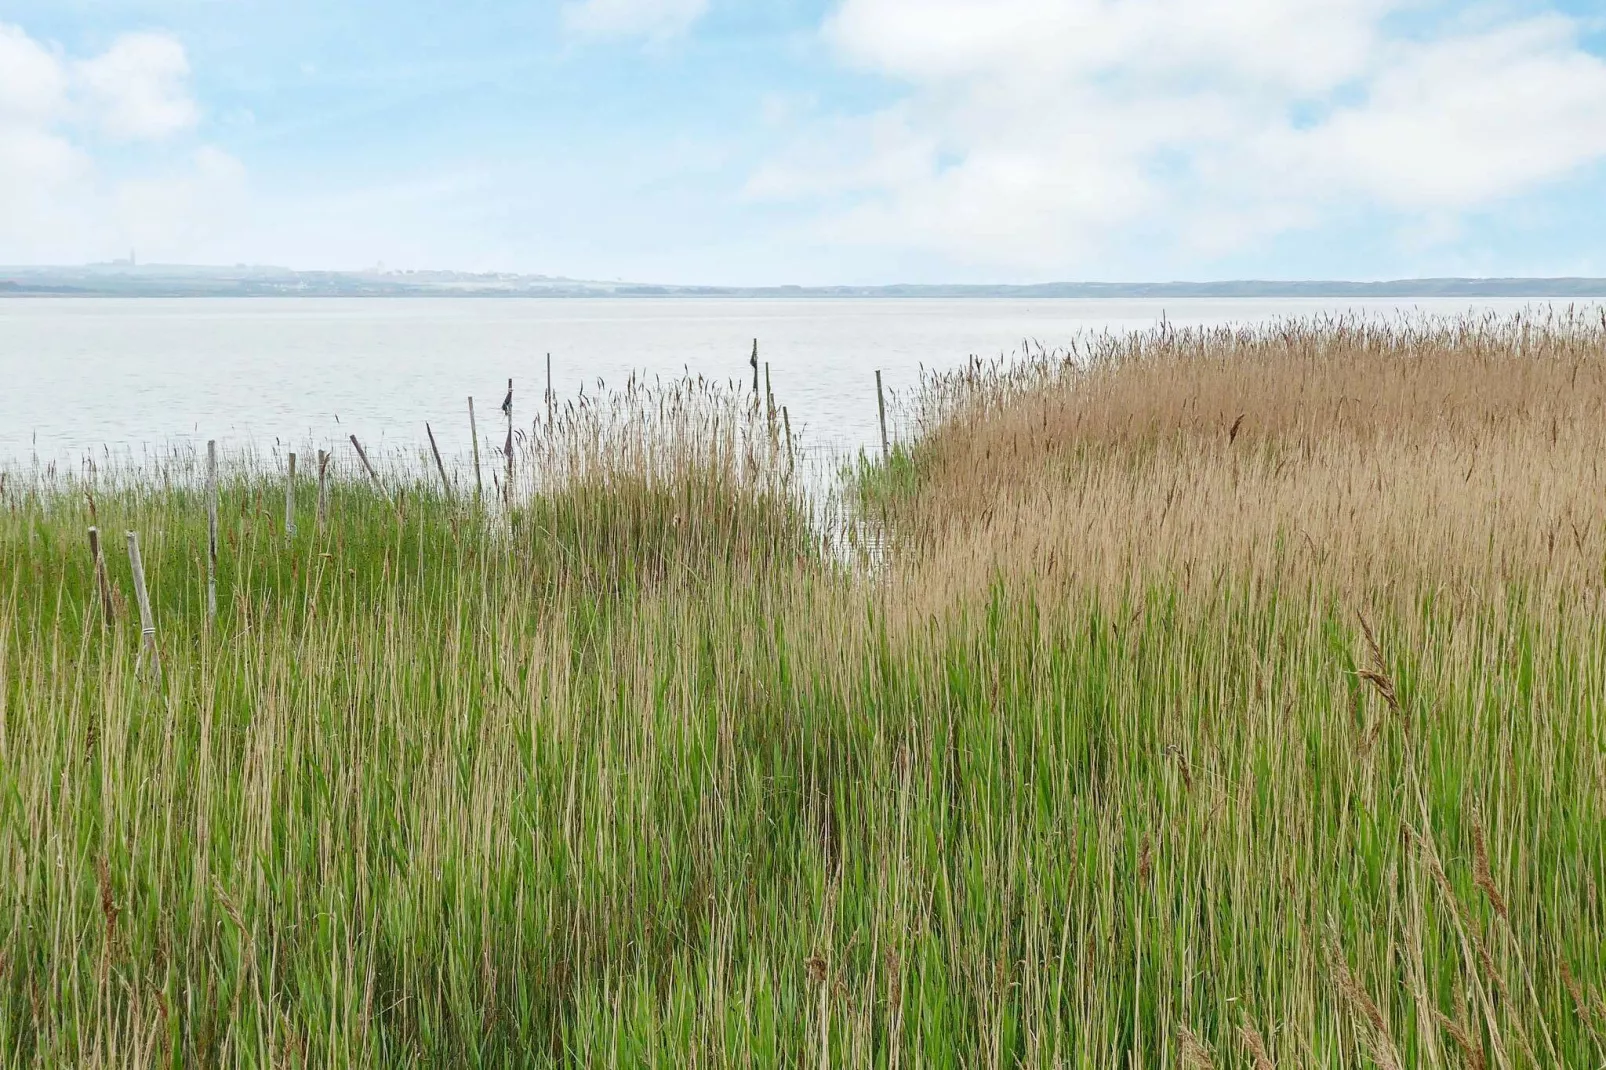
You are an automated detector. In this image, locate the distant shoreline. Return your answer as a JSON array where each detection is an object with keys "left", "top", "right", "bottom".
[{"left": 4, "top": 270, "right": 1606, "bottom": 300}]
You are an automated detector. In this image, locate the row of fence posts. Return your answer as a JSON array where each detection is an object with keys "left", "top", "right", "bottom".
[
  {"left": 90, "top": 347, "right": 895, "bottom": 686},
  {"left": 748, "top": 337, "right": 892, "bottom": 466}
]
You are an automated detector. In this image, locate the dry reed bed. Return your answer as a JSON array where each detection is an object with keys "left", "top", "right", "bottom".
[{"left": 888, "top": 308, "right": 1606, "bottom": 607}]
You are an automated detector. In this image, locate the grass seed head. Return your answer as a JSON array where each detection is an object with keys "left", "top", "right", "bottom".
[
  {"left": 1238, "top": 1023, "right": 1274, "bottom": 1070},
  {"left": 1178, "top": 1026, "right": 1217, "bottom": 1069},
  {"left": 1470, "top": 817, "right": 1510, "bottom": 921},
  {"left": 1433, "top": 1010, "right": 1487, "bottom": 1070}
]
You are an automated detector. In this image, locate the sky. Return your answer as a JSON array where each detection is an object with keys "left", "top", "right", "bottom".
[{"left": 3, "top": 0, "right": 1606, "bottom": 284}]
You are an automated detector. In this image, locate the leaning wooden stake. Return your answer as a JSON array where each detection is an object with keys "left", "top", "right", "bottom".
[
  {"left": 765, "top": 362, "right": 774, "bottom": 423},
  {"left": 88, "top": 526, "right": 114, "bottom": 627},
  {"left": 316, "top": 450, "right": 330, "bottom": 530},
  {"left": 284, "top": 452, "right": 297, "bottom": 539},
  {"left": 546, "top": 353, "right": 554, "bottom": 424},
  {"left": 468, "top": 397, "right": 483, "bottom": 503},
  {"left": 876, "top": 369, "right": 890, "bottom": 463},
  {"left": 206, "top": 440, "right": 219, "bottom": 620},
  {"left": 126, "top": 531, "right": 159, "bottom": 683},
  {"left": 349, "top": 434, "right": 386, "bottom": 495},
  {"left": 750, "top": 339, "right": 760, "bottom": 396},
  {"left": 426, "top": 423, "right": 451, "bottom": 498}
]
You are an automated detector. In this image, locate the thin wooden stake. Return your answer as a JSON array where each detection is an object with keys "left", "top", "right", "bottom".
[
  {"left": 546, "top": 353, "right": 553, "bottom": 424},
  {"left": 782, "top": 406, "right": 794, "bottom": 472},
  {"left": 504, "top": 378, "right": 514, "bottom": 508},
  {"left": 468, "top": 396, "right": 484, "bottom": 503},
  {"left": 750, "top": 338, "right": 759, "bottom": 396},
  {"left": 349, "top": 434, "right": 386, "bottom": 496},
  {"left": 316, "top": 450, "right": 330, "bottom": 531},
  {"left": 284, "top": 452, "right": 297, "bottom": 539},
  {"left": 126, "top": 531, "right": 159, "bottom": 683},
  {"left": 426, "top": 422, "right": 451, "bottom": 498},
  {"left": 765, "top": 362, "right": 774, "bottom": 423},
  {"left": 88, "top": 526, "right": 113, "bottom": 627},
  {"left": 206, "top": 440, "right": 218, "bottom": 620},
  {"left": 876, "top": 369, "right": 890, "bottom": 463}
]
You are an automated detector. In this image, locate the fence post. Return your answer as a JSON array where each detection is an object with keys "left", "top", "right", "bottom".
[
  {"left": 469, "top": 397, "right": 484, "bottom": 504},
  {"left": 782, "top": 406, "right": 794, "bottom": 474},
  {"left": 876, "top": 370, "right": 890, "bottom": 463},
  {"left": 316, "top": 450, "right": 330, "bottom": 531},
  {"left": 284, "top": 452, "right": 297, "bottom": 539},
  {"left": 88, "top": 526, "right": 114, "bottom": 628},
  {"left": 426, "top": 422, "right": 452, "bottom": 498},
  {"left": 503, "top": 378, "right": 514, "bottom": 508},
  {"left": 126, "top": 531, "right": 159, "bottom": 683},
  {"left": 206, "top": 440, "right": 219, "bottom": 620},
  {"left": 349, "top": 435, "right": 386, "bottom": 497}
]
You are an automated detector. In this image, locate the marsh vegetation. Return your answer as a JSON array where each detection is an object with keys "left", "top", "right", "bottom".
[{"left": 2, "top": 311, "right": 1604, "bottom": 1066}]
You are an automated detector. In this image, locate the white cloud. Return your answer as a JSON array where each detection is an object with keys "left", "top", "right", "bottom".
[
  {"left": 0, "top": 22, "right": 232, "bottom": 263},
  {"left": 563, "top": 0, "right": 709, "bottom": 40},
  {"left": 75, "top": 31, "right": 198, "bottom": 140},
  {"left": 0, "top": 23, "right": 69, "bottom": 122},
  {"left": 1279, "top": 16, "right": 1606, "bottom": 209},
  {"left": 751, "top": 0, "right": 1606, "bottom": 272},
  {"left": 0, "top": 25, "right": 88, "bottom": 256}
]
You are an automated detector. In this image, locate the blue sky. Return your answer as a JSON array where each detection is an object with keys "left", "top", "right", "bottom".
[{"left": 3, "top": 0, "right": 1606, "bottom": 283}]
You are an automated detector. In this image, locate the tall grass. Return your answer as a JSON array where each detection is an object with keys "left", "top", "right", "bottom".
[{"left": 3, "top": 314, "right": 1604, "bottom": 1067}]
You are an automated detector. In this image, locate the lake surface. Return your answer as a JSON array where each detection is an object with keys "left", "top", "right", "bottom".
[{"left": 0, "top": 296, "right": 1577, "bottom": 470}]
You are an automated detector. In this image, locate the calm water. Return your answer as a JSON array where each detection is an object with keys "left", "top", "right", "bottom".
[{"left": 0, "top": 296, "right": 1568, "bottom": 469}]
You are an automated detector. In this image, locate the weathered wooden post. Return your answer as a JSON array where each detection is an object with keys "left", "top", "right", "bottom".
[
  {"left": 126, "top": 531, "right": 159, "bottom": 683},
  {"left": 284, "top": 452, "right": 297, "bottom": 539},
  {"left": 876, "top": 370, "right": 890, "bottom": 463},
  {"left": 426, "top": 423, "right": 451, "bottom": 498},
  {"left": 503, "top": 378, "right": 514, "bottom": 507},
  {"left": 349, "top": 434, "right": 385, "bottom": 495},
  {"left": 316, "top": 450, "right": 330, "bottom": 531},
  {"left": 87, "top": 526, "right": 114, "bottom": 627},
  {"left": 750, "top": 339, "right": 759, "bottom": 396},
  {"left": 206, "top": 440, "right": 219, "bottom": 620},
  {"left": 782, "top": 406, "right": 794, "bottom": 473},
  {"left": 546, "top": 353, "right": 554, "bottom": 424},
  {"left": 468, "top": 397, "right": 484, "bottom": 503}
]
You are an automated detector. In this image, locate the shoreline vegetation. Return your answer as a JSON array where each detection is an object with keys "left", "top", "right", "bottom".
[{"left": 3, "top": 310, "right": 1605, "bottom": 1066}]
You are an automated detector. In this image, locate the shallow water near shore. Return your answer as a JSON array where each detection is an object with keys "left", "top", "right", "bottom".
[{"left": 0, "top": 295, "right": 1569, "bottom": 469}]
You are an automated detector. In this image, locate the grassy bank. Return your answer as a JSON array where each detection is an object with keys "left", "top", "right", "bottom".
[{"left": 3, "top": 314, "right": 1605, "bottom": 1067}]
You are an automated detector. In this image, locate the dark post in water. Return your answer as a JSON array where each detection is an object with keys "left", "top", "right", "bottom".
[
  {"left": 502, "top": 378, "right": 514, "bottom": 507},
  {"left": 876, "top": 369, "right": 890, "bottom": 463},
  {"left": 468, "top": 397, "right": 483, "bottom": 503}
]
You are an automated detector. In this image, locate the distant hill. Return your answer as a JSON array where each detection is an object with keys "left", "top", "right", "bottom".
[{"left": 3, "top": 265, "right": 1605, "bottom": 299}]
